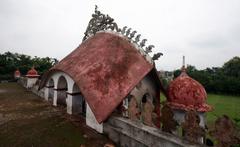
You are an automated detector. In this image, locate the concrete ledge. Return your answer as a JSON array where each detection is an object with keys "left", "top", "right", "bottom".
[{"left": 104, "top": 116, "right": 204, "bottom": 147}]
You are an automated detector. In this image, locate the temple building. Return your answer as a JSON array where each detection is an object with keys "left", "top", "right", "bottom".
[
  {"left": 167, "top": 56, "right": 212, "bottom": 127},
  {"left": 14, "top": 69, "right": 21, "bottom": 79},
  {"left": 25, "top": 67, "right": 40, "bottom": 89},
  {"left": 39, "top": 6, "right": 166, "bottom": 133},
  {"left": 35, "top": 6, "right": 214, "bottom": 146}
]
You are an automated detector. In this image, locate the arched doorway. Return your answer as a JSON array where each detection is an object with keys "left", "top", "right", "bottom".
[
  {"left": 57, "top": 76, "right": 68, "bottom": 106},
  {"left": 48, "top": 78, "right": 54, "bottom": 102},
  {"left": 72, "top": 83, "right": 86, "bottom": 116},
  {"left": 141, "top": 93, "right": 157, "bottom": 127},
  {"left": 141, "top": 93, "right": 153, "bottom": 109}
]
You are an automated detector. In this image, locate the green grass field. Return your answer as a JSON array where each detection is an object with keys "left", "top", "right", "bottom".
[
  {"left": 160, "top": 93, "right": 240, "bottom": 127},
  {"left": 207, "top": 94, "right": 240, "bottom": 127}
]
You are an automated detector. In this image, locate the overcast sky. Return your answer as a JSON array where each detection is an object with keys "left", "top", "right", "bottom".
[{"left": 0, "top": 0, "right": 240, "bottom": 71}]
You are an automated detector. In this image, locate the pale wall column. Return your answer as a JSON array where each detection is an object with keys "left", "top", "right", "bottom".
[
  {"left": 44, "top": 81, "right": 50, "bottom": 101},
  {"left": 26, "top": 78, "right": 38, "bottom": 89},
  {"left": 198, "top": 112, "right": 206, "bottom": 128},
  {"left": 173, "top": 110, "right": 205, "bottom": 144},
  {"left": 66, "top": 94, "right": 73, "bottom": 114},
  {"left": 44, "top": 88, "right": 49, "bottom": 101},
  {"left": 51, "top": 73, "right": 61, "bottom": 106},
  {"left": 86, "top": 103, "right": 103, "bottom": 133},
  {"left": 53, "top": 89, "right": 58, "bottom": 106},
  {"left": 64, "top": 74, "right": 74, "bottom": 115},
  {"left": 66, "top": 94, "right": 83, "bottom": 115},
  {"left": 173, "top": 110, "right": 206, "bottom": 128}
]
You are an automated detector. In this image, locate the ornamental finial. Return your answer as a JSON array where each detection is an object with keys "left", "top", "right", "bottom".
[{"left": 181, "top": 55, "right": 187, "bottom": 73}]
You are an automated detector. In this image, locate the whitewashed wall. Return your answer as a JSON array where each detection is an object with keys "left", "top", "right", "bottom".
[{"left": 44, "top": 71, "right": 103, "bottom": 133}]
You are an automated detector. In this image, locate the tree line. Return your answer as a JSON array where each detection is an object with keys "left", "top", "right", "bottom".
[
  {"left": 0, "top": 52, "right": 58, "bottom": 81},
  {"left": 173, "top": 56, "right": 240, "bottom": 95},
  {"left": 1, "top": 51, "right": 239, "bottom": 95}
]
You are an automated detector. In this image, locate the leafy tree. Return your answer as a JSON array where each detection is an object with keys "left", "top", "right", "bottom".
[
  {"left": 172, "top": 56, "right": 240, "bottom": 95},
  {"left": 173, "top": 69, "right": 181, "bottom": 78},
  {"left": 0, "top": 51, "right": 58, "bottom": 81},
  {"left": 222, "top": 56, "right": 240, "bottom": 78}
]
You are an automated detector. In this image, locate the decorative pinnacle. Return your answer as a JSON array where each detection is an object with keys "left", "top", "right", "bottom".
[
  {"left": 152, "top": 52, "right": 163, "bottom": 61},
  {"left": 181, "top": 55, "right": 187, "bottom": 72},
  {"left": 129, "top": 31, "right": 137, "bottom": 39},
  {"left": 140, "top": 39, "right": 147, "bottom": 48},
  {"left": 134, "top": 34, "right": 141, "bottom": 43},
  {"left": 183, "top": 55, "right": 185, "bottom": 68},
  {"left": 126, "top": 28, "right": 132, "bottom": 36},
  {"left": 145, "top": 45, "right": 155, "bottom": 53},
  {"left": 95, "top": 5, "right": 98, "bottom": 12},
  {"left": 82, "top": 5, "right": 119, "bottom": 41},
  {"left": 121, "top": 26, "right": 127, "bottom": 34}
]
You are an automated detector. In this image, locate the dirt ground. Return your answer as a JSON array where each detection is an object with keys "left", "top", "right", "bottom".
[{"left": 0, "top": 82, "right": 113, "bottom": 147}]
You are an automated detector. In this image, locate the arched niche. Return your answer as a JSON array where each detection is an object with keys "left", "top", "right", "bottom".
[
  {"left": 71, "top": 83, "right": 86, "bottom": 116},
  {"left": 119, "top": 69, "right": 161, "bottom": 127},
  {"left": 48, "top": 78, "right": 54, "bottom": 102},
  {"left": 57, "top": 76, "right": 68, "bottom": 106}
]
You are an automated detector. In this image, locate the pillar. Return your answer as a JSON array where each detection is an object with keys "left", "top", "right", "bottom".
[
  {"left": 44, "top": 87, "right": 49, "bottom": 101},
  {"left": 53, "top": 89, "right": 58, "bottom": 106},
  {"left": 66, "top": 92, "right": 84, "bottom": 115},
  {"left": 66, "top": 94, "right": 73, "bottom": 114}
]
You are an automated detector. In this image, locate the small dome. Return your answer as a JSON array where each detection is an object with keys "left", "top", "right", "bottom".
[
  {"left": 26, "top": 67, "right": 39, "bottom": 78},
  {"left": 167, "top": 69, "right": 212, "bottom": 112},
  {"left": 14, "top": 69, "right": 21, "bottom": 77}
]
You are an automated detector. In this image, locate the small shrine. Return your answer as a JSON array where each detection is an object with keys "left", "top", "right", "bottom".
[
  {"left": 167, "top": 56, "right": 212, "bottom": 127},
  {"left": 26, "top": 67, "right": 40, "bottom": 88},
  {"left": 39, "top": 5, "right": 164, "bottom": 133},
  {"left": 35, "top": 6, "right": 224, "bottom": 147},
  {"left": 14, "top": 69, "right": 21, "bottom": 79}
]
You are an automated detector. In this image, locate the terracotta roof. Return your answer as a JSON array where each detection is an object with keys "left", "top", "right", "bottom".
[
  {"left": 40, "top": 31, "right": 157, "bottom": 123},
  {"left": 167, "top": 70, "right": 212, "bottom": 112},
  {"left": 26, "top": 67, "right": 39, "bottom": 78}
]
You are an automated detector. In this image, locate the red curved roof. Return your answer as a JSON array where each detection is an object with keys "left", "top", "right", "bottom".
[
  {"left": 26, "top": 67, "right": 39, "bottom": 78},
  {"left": 41, "top": 31, "right": 155, "bottom": 123},
  {"left": 167, "top": 71, "right": 212, "bottom": 112}
]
